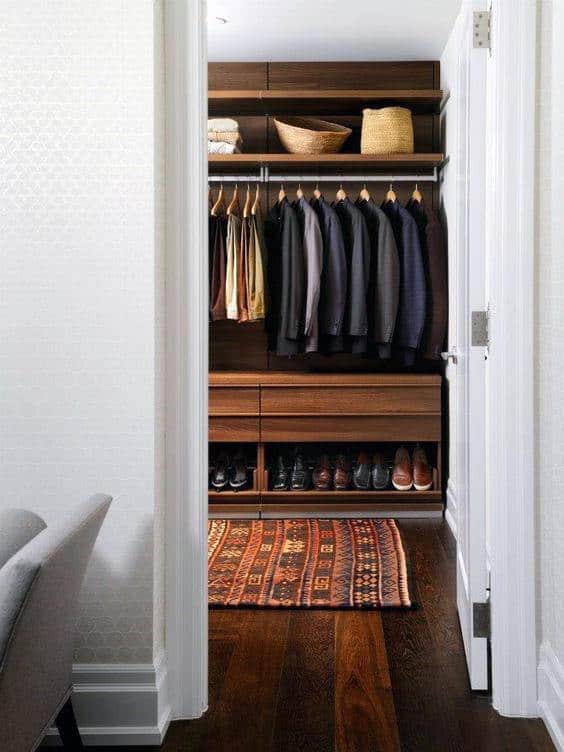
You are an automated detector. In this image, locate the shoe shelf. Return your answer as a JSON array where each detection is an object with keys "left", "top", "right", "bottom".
[{"left": 208, "top": 372, "right": 443, "bottom": 518}]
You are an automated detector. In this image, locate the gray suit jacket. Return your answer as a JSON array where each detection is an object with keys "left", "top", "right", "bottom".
[
  {"left": 311, "top": 196, "right": 347, "bottom": 338},
  {"left": 295, "top": 197, "right": 323, "bottom": 352},
  {"left": 356, "top": 198, "right": 400, "bottom": 358}
]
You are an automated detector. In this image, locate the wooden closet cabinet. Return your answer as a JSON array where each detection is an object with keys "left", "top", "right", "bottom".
[{"left": 209, "top": 371, "right": 443, "bottom": 518}]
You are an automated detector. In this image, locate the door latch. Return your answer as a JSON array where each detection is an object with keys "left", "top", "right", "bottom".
[{"left": 441, "top": 347, "right": 458, "bottom": 364}]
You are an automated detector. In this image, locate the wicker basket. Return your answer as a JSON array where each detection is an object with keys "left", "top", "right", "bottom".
[
  {"left": 274, "top": 117, "right": 352, "bottom": 154},
  {"left": 360, "top": 107, "right": 414, "bottom": 154}
]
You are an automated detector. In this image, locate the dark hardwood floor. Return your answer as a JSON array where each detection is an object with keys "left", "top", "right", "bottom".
[{"left": 92, "top": 519, "right": 554, "bottom": 752}]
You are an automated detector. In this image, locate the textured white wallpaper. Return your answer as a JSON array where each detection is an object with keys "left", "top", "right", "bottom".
[
  {"left": 537, "top": 0, "right": 564, "bottom": 668},
  {"left": 1, "top": 0, "right": 163, "bottom": 663}
]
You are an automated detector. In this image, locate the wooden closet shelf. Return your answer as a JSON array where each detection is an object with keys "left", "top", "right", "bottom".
[
  {"left": 208, "top": 88, "right": 443, "bottom": 115},
  {"left": 208, "top": 490, "right": 261, "bottom": 501},
  {"left": 261, "top": 490, "right": 442, "bottom": 502},
  {"left": 208, "top": 153, "right": 443, "bottom": 171}
]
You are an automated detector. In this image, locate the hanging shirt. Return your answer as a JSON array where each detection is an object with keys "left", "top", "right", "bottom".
[
  {"left": 356, "top": 198, "right": 400, "bottom": 358},
  {"left": 238, "top": 216, "right": 251, "bottom": 323},
  {"left": 209, "top": 214, "right": 227, "bottom": 321},
  {"left": 248, "top": 209, "right": 267, "bottom": 321},
  {"left": 406, "top": 199, "right": 448, "bottom": 360},
  {"left": 333, "top": 197, "right": 371, "bottom": 354},
  {"left": 381, "top": 199, "right": 427, "bottom": 364},
  {"left": 265, "top": 199, "right": 305, "bottom": 356},
  {"left": 294, "top": 197, "right": 323, "bottom": 353},
  {"left": 225, "top": 212, "right": 241, "bottom": 320}
]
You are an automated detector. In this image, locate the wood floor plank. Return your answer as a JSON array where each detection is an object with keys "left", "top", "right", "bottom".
[
  {"left": 335, "top": 611, "right": 401, "bottom": 752},
  {"left": 205, "top": 611, "right": 290, "bottom": 752},
  {"left": 271, "top": 611, "right": 335, "bottom": 752}
]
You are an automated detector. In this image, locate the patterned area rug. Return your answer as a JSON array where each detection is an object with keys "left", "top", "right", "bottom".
[{"left": 208, "top": 519, "right": 413, "bottom": 609}]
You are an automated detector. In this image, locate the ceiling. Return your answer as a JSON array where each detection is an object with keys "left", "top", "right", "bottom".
[{"left": 208, "top": 0, "right": 463, "bottom": 62}]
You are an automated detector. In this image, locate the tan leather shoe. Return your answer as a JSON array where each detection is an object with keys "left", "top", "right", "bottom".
[
  {"left": 392, "top": 446, "right": 413, "bottom": 491},
  {"left": 334, "top": 454, "right": 352, "bottom": 490},
  {"left": 313, "top": 454, "right": 332, "bottom": 491},
  {"left": 412, "top": 445, "right": 433, "bottom": 491}
]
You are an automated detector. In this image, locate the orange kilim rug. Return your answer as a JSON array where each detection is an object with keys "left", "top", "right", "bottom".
[{"left": 208, "top": 518, "right": 413, "bottom": 609}]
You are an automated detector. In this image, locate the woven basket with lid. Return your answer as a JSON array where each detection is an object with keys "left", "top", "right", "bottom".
[
  {"left": 274, "top": 116, "right": 352, "bottom": 154},
  {"left": 360, "top": 107, "right": 414, "bottom": 154}
]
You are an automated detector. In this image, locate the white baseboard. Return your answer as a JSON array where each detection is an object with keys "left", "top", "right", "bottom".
[
  {"left": 445, "top": 479, "right": 457, "bottom": 539},
  {"left": 538, "top": 642, "right": 564, "bottom": 751},
  {"left": 44, "top": 650, "right": 171, "bottom": 747}
]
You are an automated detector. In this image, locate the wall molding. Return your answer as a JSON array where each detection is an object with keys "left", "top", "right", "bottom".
[
  {"left": 538, "top": 642, "right": 564, "bottom": 751},
  {"left": 445, "top": 479, "right": 458, "bottom": 540},
  {"left": 44, "top": 652, "right": 171, "bottom": 747}
]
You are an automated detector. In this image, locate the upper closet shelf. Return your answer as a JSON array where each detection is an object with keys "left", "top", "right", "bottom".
[
  {"left": 208, "top": 89, "right": 443, "bottom": 116},
  {"left": 208, "top": 153, "right": 444, "bottom": 173}
]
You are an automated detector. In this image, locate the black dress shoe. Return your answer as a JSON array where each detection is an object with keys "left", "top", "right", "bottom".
[
  {"left": 211, "top": 453, "right": 229, "bottom": 491},
  {"left": 353, "top": 451, "right": 371, "bottom": 491},
  {"left": 229, "top": 451, "right": 248, "bottom": 491},
  {"left": 272, "top": 455, "right": 290, "bottom": 491},
  {"left": 291, "top": 452, "right": 310, "bottom": 491}
]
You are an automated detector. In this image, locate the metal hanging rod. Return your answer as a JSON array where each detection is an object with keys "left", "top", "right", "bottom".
[{"left": 209, "top": 165, "right": 439, "bottom": 183}]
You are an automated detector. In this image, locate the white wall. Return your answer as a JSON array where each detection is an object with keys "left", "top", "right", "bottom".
[
  {"left": 1, "top": 0, "right": 164, "bottom": 668},
  {"left": 537, "top": 1, "right": 564, "bottom": 748}
]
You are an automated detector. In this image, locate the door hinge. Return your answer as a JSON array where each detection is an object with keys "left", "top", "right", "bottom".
[
  {"left": 473, "top": 10, "right": 491, "bottom": 49},
  {"left": 473, "top": 602, "right": 491, "bottom": 639},
  {"left": 471, "top": 310, "right": 489, "bottom": 347}
]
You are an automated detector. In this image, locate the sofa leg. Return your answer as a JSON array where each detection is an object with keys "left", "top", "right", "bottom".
[{"left": 55, "top": 697, "right": 84, "bottom": 750}]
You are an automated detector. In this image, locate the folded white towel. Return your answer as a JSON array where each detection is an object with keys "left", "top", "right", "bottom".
[
  {"left": 208, "top": 118, "right": 239, "bottom": 133},
  {"left": 208, "top": 141, "right": 240, "bottom": 154}
]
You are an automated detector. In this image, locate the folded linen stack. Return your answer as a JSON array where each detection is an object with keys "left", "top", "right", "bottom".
[{"left": 208, "top": 118, "right": 242, "bottom": 154}]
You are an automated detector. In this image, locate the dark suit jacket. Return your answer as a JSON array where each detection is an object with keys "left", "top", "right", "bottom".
[
  {"left": 333, "top": 197, "right": 370, "bottom": 353},
  {"left": 356, "top": 198, "right": 400, "bottom": 358},
  {"left": 265, "top": 199, "right": 305, "bottom": 356},
  {"left": 381, "top": 200, "right": 426, "bottom": 362},
  {"left": 311, "top": 196, "right": 347, "bottom": 337},
  {"left": 209, "top": 214, "right": 227, "bottom": 321},
  {"left": 406, "top": 199, "right": 448, "bottom": 360}
]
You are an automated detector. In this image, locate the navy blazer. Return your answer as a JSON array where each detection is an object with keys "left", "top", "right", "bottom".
[{"left": 381, "top": 200, "right": 427, "bottom": 361}]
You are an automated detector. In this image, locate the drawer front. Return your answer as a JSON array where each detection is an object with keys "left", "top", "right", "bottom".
[
  {"left": 261, "top": 415, "right": 440, "bottom": 442},
  {"left": 260, "top": 386, "right": 440, "bottom": 415},
  {"left": 209, "top": 386, "right": 259, "bottom": 415},
  {"left": 209, "top": 416, "right": 260, "bottom": 442}
]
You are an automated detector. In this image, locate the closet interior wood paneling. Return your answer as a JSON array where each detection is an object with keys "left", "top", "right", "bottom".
[{"left": 208, "top": 61, "right": 445, "bottom": 518}]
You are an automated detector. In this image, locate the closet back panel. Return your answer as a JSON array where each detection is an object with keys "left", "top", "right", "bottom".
[{"left": 208, "top": 61, "right": 443, "bottom": 374}]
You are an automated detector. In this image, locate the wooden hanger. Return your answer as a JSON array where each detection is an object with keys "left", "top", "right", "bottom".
[
  {"left": 251, "top": 182, "right": 261, "bottom": 215},
  {"left": 385, "top": 182, "right": 397, "bottom": 203},
  {"left": 411, "top": 182, "right": 423, "bottom": 203},
  {"left": 210, "top": 183, "right": 225, "bottom": 216},
  {"left": 296, "top": 183, "right": 304, "bottom": 199},
  {"left": 313, "top": 182, "right": 322, "bottom": 200},
  {"left": 226, "top": 184, "right": 239, "bottom": 216},
  {"left": 336, "top": 183, "right": 347, "bottom": 201},
  {"left": 359, "top": 183, "right": 371, "bottom": 201},
  {"left": 278, "top": 183, "right": 286, "bottom": 202},
  {"left": 243, "top": 183, "right": 252, "bottom": 218}
]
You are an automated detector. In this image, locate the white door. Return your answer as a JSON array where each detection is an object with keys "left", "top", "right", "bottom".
[{"left": 442, "top": 0, "right": 489, "bottom": 690}]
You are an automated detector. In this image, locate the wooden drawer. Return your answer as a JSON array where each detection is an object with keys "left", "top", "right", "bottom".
[
  {"left": 261, "top": 415, "right": 441, "bottom": 442},
  {"left": 260, "top": 385, "right": 440, "bottom": 415},
  {"left": 209, "top": 386, "right": 259, "bottom": 415},
  {"left": 209, "top": 416, "right": 260, "bottom": 442}
]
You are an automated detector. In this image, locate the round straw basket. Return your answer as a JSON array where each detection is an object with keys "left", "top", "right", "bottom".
[
  {"left": 360, "top": 107, "right": 414, "bottom": 154},
  {"left": 274, "top": 117, "right": 352, "bottom": 154}
]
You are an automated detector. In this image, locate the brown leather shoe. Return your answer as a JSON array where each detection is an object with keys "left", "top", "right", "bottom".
[
  {"left": 313, "top": 454, "right": 332, "bottom": 491},
  {"left": 392, "top": 446, "right": 413, "bottom": 491},
  {"left": 412, "top": 445, "right": 433, "bottom": 491},
  {"left": 334, "top": 454, "right": 352, "bottom": 490}
]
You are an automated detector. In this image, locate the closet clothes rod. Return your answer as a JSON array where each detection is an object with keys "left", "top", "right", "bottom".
[{"left": 209, "top": 166, "right": 439, "bottom": 183}]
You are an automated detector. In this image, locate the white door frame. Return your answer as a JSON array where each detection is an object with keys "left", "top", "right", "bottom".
[
  {"left": 485, "top": 0, "right": 538, "bottom": 717},
  {"left": 162, "top": 0, "right": 538, "bottom": 721}
]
